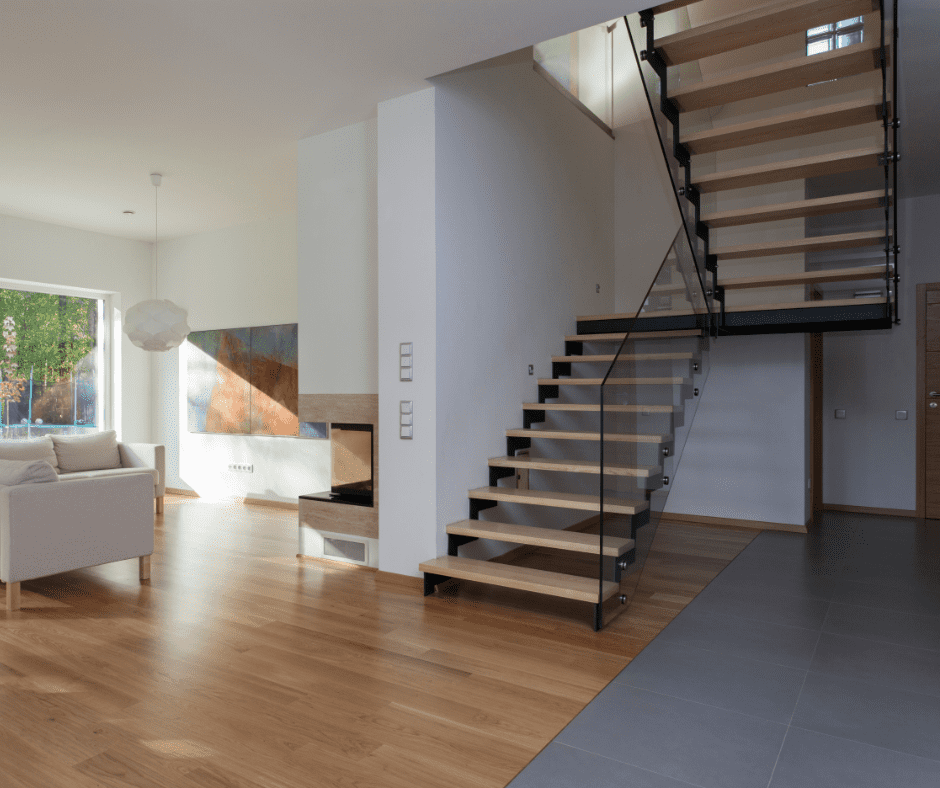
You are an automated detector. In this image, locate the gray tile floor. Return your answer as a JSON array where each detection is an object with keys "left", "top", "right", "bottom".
[{"left": 508, "top": 512, "right": 940, "bottom": 788}]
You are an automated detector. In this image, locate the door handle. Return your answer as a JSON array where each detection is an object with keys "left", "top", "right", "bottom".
[{"left": 931, "top": 391, "right": 940, "bottom": 398}]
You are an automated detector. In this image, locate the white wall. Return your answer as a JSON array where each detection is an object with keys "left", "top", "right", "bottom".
[
  {"left": 377, "top": 88, "right": 439, "bottom": 577},
  {"left": 665, "top": 334, "right": 811, "bottom": 527},
  {"left": 431, "top": 60, "right": 615, "bottom": 564},
  {"left": 0, "top": 212, "right": 152, "bottom": 442},
  {"left": 153, "top": 211, "right": 330, "bottom": 503},
  {"left": 822, "top": 193, "right": 937, "bottom": 511},
  {"left": 297, "top": 120, "right": 378, "bottom": 396}
]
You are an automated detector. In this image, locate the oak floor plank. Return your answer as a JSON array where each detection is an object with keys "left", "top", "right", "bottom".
[{"left": 0, "top": 495, "right": 753, "bottom": 788}]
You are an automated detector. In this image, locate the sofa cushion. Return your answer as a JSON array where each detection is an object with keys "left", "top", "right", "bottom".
[
  {"left": 59, "top": 466, "right": 159, "bottom": 488},
  {"left": 0, "top": 458, "right": 58, "bottom": 486},
  {"left": 51, "top": 430, "right": 122, "bottom": 473},
  {"left": 0, "top": 436, "right": 59, "bottom": 470}
]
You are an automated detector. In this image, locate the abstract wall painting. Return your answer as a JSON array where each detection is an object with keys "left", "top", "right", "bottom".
[{"left": 186, "top": 323, "right": 302, "bottom": 437}]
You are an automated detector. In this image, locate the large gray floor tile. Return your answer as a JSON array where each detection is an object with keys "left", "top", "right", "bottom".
[
  {"left": 690, "top": 582, "right": 830, "bottom": 630},
  {"left": 792, "top": 672, "right": 940, "bottom": 761},
  {"left": 556, "top": 683, "right": 786, "bottom": 788},
  {"left": 769, "top": 727, "right": 940, "bottom": 788},
  {"left": 615, "top": 640, "right": 805, "bottom": 724},
  {"left": 707, "top": 561, "right": 837, "bottom": 601},
  {"left": 656, "top": 608, "right": 820, "bottom": 670},
  {"left": 506, "top": 743, "right": 699, "bottom": 788},
  {"left": 811, "top": 632, "right": 940, "bottom": 699},
  {"left": 823, "top": 601, "right": 940, "bottom": 653},
  {"left": 830, "top": 579, "right": 940, "bottom": 619}
]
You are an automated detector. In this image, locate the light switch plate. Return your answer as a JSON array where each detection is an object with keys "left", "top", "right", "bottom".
[
  {"left": 400, "top": 342, "right": 413, "bottom": 355},
  {"left": 400, "top": 367, "right": 412, "bottom": 381},
  {"left": 400, "top": 413, "right": 413, "bottom": 426},
  {"left": 400, "top": 354, "right": 412, "bottom": 368},
  {"left": 400, "top": 425, "right": 413, "bottom": 439},
  {"left": 834, "top": 409, "right": 846, "bottom": 419},
  {"left": 400, "top": 400, "right": 413, "bottom": 414},
  {"left": 896, "top": 410, "right": 908, "bottom": 420}
]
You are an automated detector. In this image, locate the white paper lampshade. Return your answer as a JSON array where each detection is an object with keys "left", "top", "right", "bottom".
[{"left": 124, "top": 299, "right": 191, "bottom": 352}]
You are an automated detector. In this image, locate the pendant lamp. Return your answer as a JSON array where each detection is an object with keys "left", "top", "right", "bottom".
[{"left": 124, "top": 173, "right": 191, "bottom": 352}]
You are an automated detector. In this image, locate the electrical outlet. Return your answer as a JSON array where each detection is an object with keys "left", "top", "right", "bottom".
[{"left": 228, "top": 464, "right": 254, "bottom": 473}]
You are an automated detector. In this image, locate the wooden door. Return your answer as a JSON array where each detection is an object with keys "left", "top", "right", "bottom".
[{"left": 918, "top": 283, "right": 940, "bottom": 519}]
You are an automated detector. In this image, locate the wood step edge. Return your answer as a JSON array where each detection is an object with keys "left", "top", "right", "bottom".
[
  {"left": 551, "top": 353, "right": 695, "bottom": 362},
  {"left": 568, "top": 329, "right": 702, "bottom": 339},
  {"left": 720, "top": 264, "right": 888, "bottom": 290},
  {"left": 467, "top": 486, "right": 650, "bottom": 515},
  {"left": 713, "top": 230, "right": 889, "bottom": 260},
  {"left": 505, "top": 428, "right": 672, "bottom": 444},
  {"left": 446, "top": 519, "right": 635, "bottom": 556},
  {"left": 419, "top": 555, "right": 619, "bottom": 603},
  {"left": 488, "top": 455, "right": 662, "bottom": 477},
  {"left": 700, "top": 190, "right": 887, "bottom": 228},
  {"left": 522, "top": 403, "right": 677, "bottom": 413}
]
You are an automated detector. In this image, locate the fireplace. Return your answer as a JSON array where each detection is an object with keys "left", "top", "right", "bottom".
[{"left": 300, "top": 422, "right": 374, "bottom": 508}]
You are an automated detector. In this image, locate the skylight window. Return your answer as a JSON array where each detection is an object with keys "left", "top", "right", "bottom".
[{"left": 807, "top": 17, "right": 864, "bottom": 56}]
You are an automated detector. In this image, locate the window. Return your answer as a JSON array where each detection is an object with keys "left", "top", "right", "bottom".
[
  {"left": 807, "top": 17, "right": 864, "bottom": 56},
  {"left": 0, "top": 283, "right": 109, "bottom": 439}
]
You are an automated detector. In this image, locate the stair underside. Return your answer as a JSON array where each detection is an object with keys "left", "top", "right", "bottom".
[
  {"left": 721, "top": 264, "right": 887, "bottom": 290},
  {"left": 656, "top": 0, "right": 878, "bottom": 66},
  {"left": 713, "top": 230, "right": 887, "bottom": 260},
  {"left": 701, "top": 190, "right": 886, "bottom": 228},
  {"left": 565, "top": 330, "right": 702, "bottom": 341},
  {"left": 506, "top": 428, "right": 670, "bottom": 444},
  {"left": 489, "top": 455, "right": 662, "bottom": 478},
  {"left": 695, "top": 147, "right": 883, "bottom": 193},
  {"left": 683, "top": 98, "right": 886, "bottom": 154},
  {"left": 537, "top": 377, "right": 689, "bottom": 386},
  {"left": 671, "top": 39, "right": 884, "bottom": 111},
  {"left": 468, "top": 486, "right": 649, "bottom": 516},
  {"left": 419, "top": 555, "right": 619, "bottom": 604},
  {"left": 447, "top": 519, "right": 635, "bottom": 557},
  {"left": 523, "top": 403, "right": 676, "bottom": 414},
  {"left": 552, "top": 352, "right": 694, "bottom": 362},
  {"left": 581, "top": 297, "right": 883, "bottom": 323},
  {"left": 651, "top": 0, "right": 700, "bottom": 13}
]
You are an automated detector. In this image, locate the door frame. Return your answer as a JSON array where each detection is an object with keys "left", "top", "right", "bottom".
[{"left": 916, "top": 282, "right": 939, "bottom": 519}]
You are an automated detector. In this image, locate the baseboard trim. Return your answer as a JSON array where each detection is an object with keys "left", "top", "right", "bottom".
[
  {"left": 822, "top": 504, "right": 918, "bottom": 518},
  {"left": 165, "top": 487, "right": 199, "bottom": 498},
  {"left": 241, "top": 496, "right": 299, "bottom": 511},
  {"left": 661, "top": 512, "right": 808, "bottom": 534},
  {"left": 375, "top": 571, "right": 423, "bottom": 591}
]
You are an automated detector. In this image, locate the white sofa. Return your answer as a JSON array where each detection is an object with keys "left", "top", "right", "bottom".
[{"left": 0, "top": 433, "right": 165, "bottom": 611}]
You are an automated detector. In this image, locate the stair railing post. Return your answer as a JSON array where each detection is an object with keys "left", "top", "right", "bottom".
[
  {"left": 892, "top": 0, "right": 900, "bottom": 325},
  {"left": 880, "top": 0, "right": 891, "bottom": 322},
  {"left": 597, "top": 382, "right": 605, "bottom": 630}
]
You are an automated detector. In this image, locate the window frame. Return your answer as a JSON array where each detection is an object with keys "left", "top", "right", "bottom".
[
  {"left": 0, "top": 277, "right": 114, "bottom": 435},
  {"left": 806, "top": 17, "right": 865, "bottom": 57}
]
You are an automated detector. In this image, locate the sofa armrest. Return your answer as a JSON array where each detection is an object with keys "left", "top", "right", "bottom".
[
  {"left": 119, "top": 443, "right": 165, "bottom": 497},
  {"left": 0, "top": 473, "right": 154, "bottom": 584}
]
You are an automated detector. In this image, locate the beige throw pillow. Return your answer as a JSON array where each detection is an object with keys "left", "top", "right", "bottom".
[
  {"left": 51, "top": 430, "right": 122, "bottom": 473},
  {"left": 0, "top": 435, "right": 59, "bottom": 470},
  {"left": 0, "top": 458, "right": 58, "bottom": 485}
]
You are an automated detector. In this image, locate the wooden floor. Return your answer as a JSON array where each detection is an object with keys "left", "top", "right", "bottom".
[{"left": 0, "top": 495, "right": 754, "bottom": 788}]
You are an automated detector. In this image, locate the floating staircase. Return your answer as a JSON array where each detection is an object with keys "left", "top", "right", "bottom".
[{"left": 421, "top": 0, "right": 899, "bottom": 629}]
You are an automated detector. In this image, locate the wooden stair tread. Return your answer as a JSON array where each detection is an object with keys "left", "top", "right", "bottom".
[
  {"left": 694, "top": 147, "right": 884, "bottom": 193},
  {"left": 468, "top": 486, "right": 650, "bottom": 516},
  {"left": 651, "top": 0, "right": 701, "bottom": 14},
  {"left": 523, "top": 403, "right": 676, "bottom": 414},
  {"left": 671, "top": 39, "right": 885, "bottom": 111},
  {"left": 506, "top": 428, "right": 671, "bottom": 444},
  {"left": 726, "top": 296, "right": 885, "bottom": 312},
  {"left": 537, "top": 377, "right": 690, "bottom": 386},
  {"left": 552, "top": 353, "right": 694, "bottom": 362},
  {"left": 488, "top": 455, "right": 662, "bottom": 478},
  {"left": 714, "top": 230, "right": 887, "bottom": 260},
  {"left": 701, "top": 190, "right": 887, "bottom": 228},
  {"left": 721, "top": 264, "right": 888, "bottom": 290},
  {"left": 656, "top": 0, "right": 878, "bottom": 67},
  {"left": 419, "top": 555, "right": 619, "bottom": 603},
  {"left": 568, "top": 330, "right": 702, "bottom": 340},
  {"left": 683, "top": 98, "right": 886, "bottom": 154},
  {"left": 447, "top": 519, "right": 636, "bottom": 557}
]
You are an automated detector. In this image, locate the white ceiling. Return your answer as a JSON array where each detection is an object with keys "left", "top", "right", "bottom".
[{"left": 0, "top": 0, "right": 642, "bottom": 241}]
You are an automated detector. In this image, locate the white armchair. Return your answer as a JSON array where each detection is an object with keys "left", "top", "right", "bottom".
[{"left": 1, "top": 471, "right": 155, "bottom": 611}]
